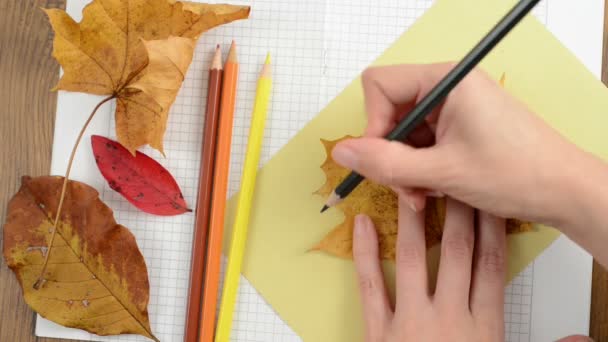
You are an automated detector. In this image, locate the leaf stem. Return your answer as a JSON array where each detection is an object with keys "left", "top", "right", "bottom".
[{"left": 34, "top": 94, "right": 116, "bottom": 290}]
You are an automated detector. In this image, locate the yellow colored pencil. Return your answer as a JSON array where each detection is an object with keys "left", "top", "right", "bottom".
[{"left": 214, "top": 53, "right": 272, "bottom": 342}]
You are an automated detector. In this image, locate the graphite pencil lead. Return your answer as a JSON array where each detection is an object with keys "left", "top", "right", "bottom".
[{"left": 320, "top": 192, "right": 341, "bottom": 214}]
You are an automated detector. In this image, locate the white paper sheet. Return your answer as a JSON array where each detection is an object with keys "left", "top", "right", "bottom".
[{"left": 37, "top": 0, "right": 604, "bottom": 341}]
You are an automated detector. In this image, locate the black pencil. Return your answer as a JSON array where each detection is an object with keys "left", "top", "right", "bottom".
[{"left": 321, "top": 0, "right": 541, "bottom": 213}]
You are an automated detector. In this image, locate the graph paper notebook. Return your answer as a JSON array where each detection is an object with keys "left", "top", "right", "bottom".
[{"left": 38, "top": 0, "right": 603, "bottom": 341}]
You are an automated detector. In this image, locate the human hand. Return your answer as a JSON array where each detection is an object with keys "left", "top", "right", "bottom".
[
  {"left": 353, "top": 196, "right": 506, "bottom": 341},
  {"left": 332, "top": 63, "right": 586, "bottom": 227}
]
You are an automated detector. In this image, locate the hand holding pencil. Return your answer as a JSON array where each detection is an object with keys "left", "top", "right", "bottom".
[{"left": 320, "top": 0, "right": 541, "bottom": 212}]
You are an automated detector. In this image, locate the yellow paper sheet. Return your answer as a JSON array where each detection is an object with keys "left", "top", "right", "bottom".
[{"left": 223, "top": 0, "right": 608, "bottom": 340}]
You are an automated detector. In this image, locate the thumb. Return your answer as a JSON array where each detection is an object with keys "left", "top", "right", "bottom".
[{"left": 332, "top": 137, "right": 447, "bottom": 189}]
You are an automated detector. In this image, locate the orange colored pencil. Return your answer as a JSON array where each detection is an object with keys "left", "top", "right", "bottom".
[
  {"left": 199, "top": 40, "right": 239, "bottom": 342},
  {"left": 184, "top": 45, "right": 223, "bottom": 342}
]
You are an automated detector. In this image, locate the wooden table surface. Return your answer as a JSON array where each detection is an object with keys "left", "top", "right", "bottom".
[{"left": 1, "top": 1, "right": 607, "bottom": 341}]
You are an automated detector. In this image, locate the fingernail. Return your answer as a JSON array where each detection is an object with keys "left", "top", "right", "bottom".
[
  {"left": 355, "top": 215, "right": 367, "bottom": 236},
  {"left": 332, "top": 143, "right": 358, "bottom": 169},
  {"left": 426, "top": 190, "right": 445, "bottom": 198},
  {"left": 407, "top": 199, "right": 418, "bottom": 212}
]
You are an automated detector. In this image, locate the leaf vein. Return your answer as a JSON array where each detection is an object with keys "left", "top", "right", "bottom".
[
  {"left": 81, "top": 308, "right": 127, "bottom": 321},
  {"left": 117, "top": 0, "right": 131, "bottom": 89},
  {"left": 44, "top": 278, "right": 97, "bottom": 284},
  {"left": 20, "top": 186, "right": 153, "bottom": 338},
  {"left": 119, "top": 96, "right": 160, "bottom": 116},
  {"left": 38, "top": 294, "right": 113, "bottom": 302},
  {"left": 53, "top": 33, "right": 116, "bottom": 90}
]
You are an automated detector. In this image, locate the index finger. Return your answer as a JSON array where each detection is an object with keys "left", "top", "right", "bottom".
[{"left": 360, "top": 63, "right": 454, "bottom": 138}]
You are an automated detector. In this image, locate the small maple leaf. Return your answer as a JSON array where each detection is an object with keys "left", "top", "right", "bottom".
[
  {"left": 44, "top": 0, "right": 250, "bottom": 154},
  {"left": 312, "top": 137, "right": 534, "bottom": 260}
]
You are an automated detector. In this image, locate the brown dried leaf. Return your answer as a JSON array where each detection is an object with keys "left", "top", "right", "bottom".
[
  {"left": 312, "top": 137, "right": 533, "bottom": 260},
  {"left": 3, "top": 176, "right": 157, "bottom": 341},
  {"left": 44, "top": 0, "right": 250, "bottom": 154},
  {"left": 115, "top": 36, "right": 196, "bottom": 154}
]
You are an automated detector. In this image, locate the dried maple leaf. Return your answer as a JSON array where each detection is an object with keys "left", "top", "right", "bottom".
[
  {"left": 44, "top": 0, "right": 250, "bottom": 153},
  {"left": 312, "top": 137, "right": 533, "bottom": 260},
  {"left": 3, "top": 176, "right": 157, "bottom": 341}
]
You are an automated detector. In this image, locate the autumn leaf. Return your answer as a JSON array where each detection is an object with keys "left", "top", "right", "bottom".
[
  {"left": 44, "top": 0, "right": 250, "bottom": 154},
  {"left": 312, "top": 137, "right": 534, "bottom": 260},
  {"left": 91, "top": 135, "right": 191, "bottom": 215},
  {"left": 3, "top": 176, "right": 157, "bottom": 341}
]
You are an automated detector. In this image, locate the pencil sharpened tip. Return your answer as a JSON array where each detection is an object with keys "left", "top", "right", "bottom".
[
  {"left": 320, "top": 205, "right": 329, "bottom": 213},
  {"left": 227, "top": 41, "right": 238, "bottom": 63},
  {"left": 211, "top": 45, "right": 223, "bottom": 69},
  {"left": 260, "top": 53, "right": 271, "bottom": 78}
]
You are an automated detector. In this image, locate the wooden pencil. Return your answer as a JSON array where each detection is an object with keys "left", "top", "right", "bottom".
[
  {"left": 214, "top": 53, "right": 272, "bottom": 342},
  {"left": 184, "top": 45, "right": 223, "bottom": 342},
  {"left": 199, "top": 40, "right": 239, "bottom": 342}
]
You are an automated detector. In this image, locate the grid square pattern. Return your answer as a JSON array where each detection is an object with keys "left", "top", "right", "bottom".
[
  {"left": 43, "top": 0, "right": 549, "bottom": 341},
  {"left": 504, "top": 265, "right": 535, "bottom": 342}
]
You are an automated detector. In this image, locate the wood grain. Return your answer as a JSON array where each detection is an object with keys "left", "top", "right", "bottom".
[
  {"left": 0, "top": 1, "right": 73, "bottom": 342},
  {"left": 0, "top": 0, "right": 607, "bottom": 341}
]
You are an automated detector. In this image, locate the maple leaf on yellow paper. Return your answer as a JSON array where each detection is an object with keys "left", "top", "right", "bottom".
[
  {"left": 311, "top": 73, "right": 528, "bottom": 260},
  {"left": 312, "top": 137, "right": 533, "bottom": 260},
  {"left": 44, "top": 0, "right": 250, "bottom": 153}
]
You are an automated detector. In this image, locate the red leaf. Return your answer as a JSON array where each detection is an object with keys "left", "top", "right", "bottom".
[{"left": 91, "top": 135, "right": 191, "bottom": 216}]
